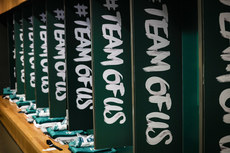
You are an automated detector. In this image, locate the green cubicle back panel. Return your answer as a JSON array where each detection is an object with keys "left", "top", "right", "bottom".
[
  {"left": 202, "top": 0, "right": 230, "bottom": 152},
  {"left": 7, "top": 13, "right": 16, "bottom": 90},
  {"left": 33, "top": 0, "right": 49, "bottom": 108},
  {"left": 47, "top": 0, "right": 66, "bottom": 117},
  {"left": 131, "top": 0, "right": 182, "bottom": 152},
  {"left": 22, "top": 2, "right": 35, "bottom": 100},
  {"left": 14, "top": 8, "right": 25, "bottom": 94},
  {"left": 65, "top": 0, "right": 93, "bottom": 130},
  {"left": 91, "top": 0, "right": 132, "bottom": 149}
]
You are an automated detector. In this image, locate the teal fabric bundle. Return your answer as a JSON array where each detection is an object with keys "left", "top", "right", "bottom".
[
  {"left": 32, "top": 116, "right": 65, "bottom": 124},
  {"left": 68, "top": 146, "right": 117, "bottom": 153},
  {"left": 9, "top": 93, "right": 20, "bottom": 100},
  {"left": 36, "top": 108, "right": 50, "bottom": 117},
  {"left": 25, "top": 109, "right": 36, "bottom": 114},
  {"left": 25, "top": 103, "right": 36, "bottom": 114},
  {"left": 3, "top": 87, "right": 14, "bottom": 95},
  {"left": 16, "top": 100, "right": 35, "bottom": 107},
  {"left": 68, "top": 134, "right": 94, "bottom": 148},
  {"left": 49, "top": 117, "right": 67, "bottom": 131},
  {"left": 46, "top": 128, "right": 84, "bottom": 139}
]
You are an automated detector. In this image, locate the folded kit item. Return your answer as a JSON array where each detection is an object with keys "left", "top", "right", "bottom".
[
  {"left": 32, "top": 116, "right": 65, "bottom": 124},
  {"left": 69, "top": 134, "right": 94, "bottom": 148},
  {"left": 46, "top": 128, "right": 84, "bottom": 139},
  {"left": 3, "top": 87, "right": 14, "bottom": 95},
  {"left": 27, "top": 117, "right": 34, "bottom": 123},
  {"left": 25, "top": 103, "right": 37, "bottom": 114},
  {"left": 25, "top": 109, "right": 36, "bottom": 114},
  {"left": 54, "top": 136, "right": 79, "bottom": 145},
  {"left": 9, "top": 94, "right": 20, "bottom": 100},
  {"left": 68, "top": 146, "right": 117, "bottom": 153},
  {"left": 33, "top": 120, "right": 60, "bottom": 129},
  {"left": 49, "top": 117, "right": 67, "bottom": 131},
  {"left": 19, "top": 105, "right": 29, "bottom": 112},
  {"left": 26, "top": 113, "right": 37, "bottom": 117},
  {"left": 27, "top": 103, "right": 36, "bottom": 110},
  {"left": 36, "top": 108, "right": 50, "bottom": 117},
  {"left": 16, "top": 100, "right": 35, "bottom": 107},
  {"left": 3, "top": 95, "right": 10, "bottom": 99}
]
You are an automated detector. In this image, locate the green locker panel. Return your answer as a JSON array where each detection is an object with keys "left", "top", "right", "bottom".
[
  {"left": 22, "top": 2, "right": 35, "bottom": 100},
  {"left": 202, "top": 0, "right": 230, "bottom": 152},
  {"left": 7, "top": 13, "right": 16, "bottom": 90},
  {"left": 47, "top": 0, "right": 66, "bottom": 117},
  {"left": 65, "top": 0, "right": 93, "bottom": 130},
  {"left": 91, "top": 0, "right": 133, "bottom": 149},
  {"left": 33, "top": 0, "right": 49, "bottom": 108},
  {"left": 14, "top": 8, "right": 25, "bottom": 94},
  {"left": 131, "top": 0, "right": 182, "bottom": 152}
]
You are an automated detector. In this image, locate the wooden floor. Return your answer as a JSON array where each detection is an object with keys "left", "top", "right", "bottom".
[{"left": 0, "top": 96, "right": 70, "bottom": 153}]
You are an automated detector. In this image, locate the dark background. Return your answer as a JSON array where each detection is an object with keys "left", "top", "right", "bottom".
[{"left": 0, "top": 14, "right": 10, "bottom": 94}]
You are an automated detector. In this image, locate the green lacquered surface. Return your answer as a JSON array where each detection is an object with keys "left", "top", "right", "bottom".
[
  {"left": 131, "top": 0, "right": 182, "bottom": 152},
  {"left": 202, "top": 0, "right": 230, "bottom": 152},
  {"left": 33, "top": 0, "right": 49, "bottom": 108},
  {"left": 14, "top": 8, "right": 25, "bottom": 94},
  {"left": 22, "top": 2, "right": 35, "bottom": 100},
  {"left": 91, "top": 0, "right": 133, "bottom": 149},
  {"left": 65, "top": 0, "right": 93, "bottom": 130},
  {"left": 7, "top": 13, "right": 16, "bottom": 89},
  {"left": 47, "top": 0, "right": 66, "bottom": 117}
]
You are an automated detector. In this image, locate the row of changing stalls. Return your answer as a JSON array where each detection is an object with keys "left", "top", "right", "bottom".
[{"left": 4, "top": 0, "right": 230, "bottom": 152}]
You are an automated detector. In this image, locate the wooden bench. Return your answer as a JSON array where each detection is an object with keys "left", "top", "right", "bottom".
[{"left": 0, "top": 96, "right": 70, "bottom": 153}]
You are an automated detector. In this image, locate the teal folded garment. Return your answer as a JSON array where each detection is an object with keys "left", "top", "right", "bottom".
[
  {"left": 9, "top": 94, "right": 19, "bottom": 100},
  {"left": 32, "top": 116, "right": 65, "bottom": 124},
  {"left": 26, "top": 103, "right": 36, "bottom": 111},
  {"left": 69, "top": 134, "right": 94, "bottom": 148},
  {"left": 25, "top": 109, "right": 36, "bottom": 114},
  {"left": 47, "top": 128, "right": 84, "bottom": 139},
  {"left": 16, "top": 100, "right": 36, "bottom": 107},
  {"left": 3, "top": 90, "right": 13, "bottom": 95},
  {"left": 16, "top": 101, "right": 31, "bottom": 107},
  {"left": 3, "top": 87, "right": 13, "bottom": 95},
  {"left": 68, "top": 146, "right": 117, "bottom": 153}
]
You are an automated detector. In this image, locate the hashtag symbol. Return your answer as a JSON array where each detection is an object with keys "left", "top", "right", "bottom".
[
  {"left": 103, "top": 0, "right": 118, "bottom": 11},
  {"left": 74, "top": 4, "right": 88, "bottom": 17},
  {"left": 54, "top": 9, "right": 65, "bottom": 21},
  {"left": 40, "top": 13, "right": 46, "bottom": 23}
]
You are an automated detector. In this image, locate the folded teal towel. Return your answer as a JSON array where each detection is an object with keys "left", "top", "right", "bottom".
[
  {"left": 16, "top": 100, "right": 35, "bottom": 107},
  {"left": 69, "top": 134, "right": 94, "bottom": 148},
  {"left": 68, "top": 146, "right": 117, "bottom": 153},
  {"left": 16, "top": 101, "right": 30, "bottom": 107},
  {"left": 3, "top": 87, "right": 13, "bottom": 95},
  {"left": 32, "top": 116, "right": 65, "bottom": 124},
  {"left": 9, "top": 94, "right": 19, "bottom": 100},
  {"left": 47, "top": 128, "right": 84, "bottom": 139},
  {"left": 25, "top": 109, "right": 36, "bottom": 114}
]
